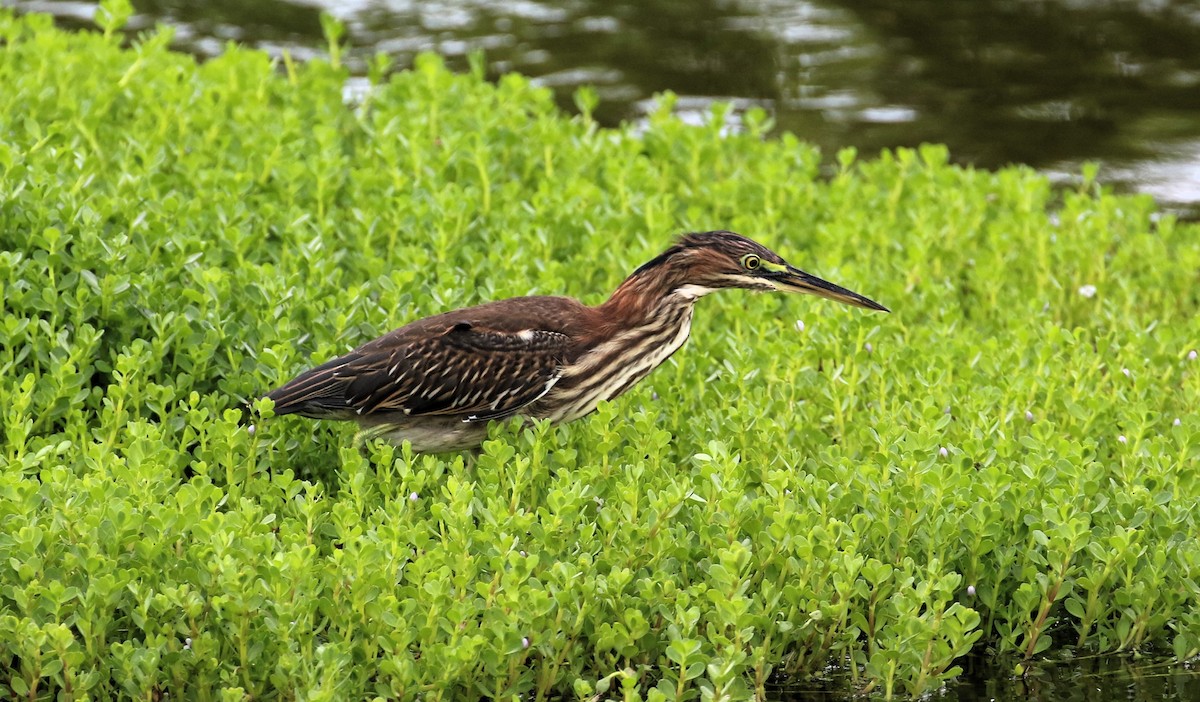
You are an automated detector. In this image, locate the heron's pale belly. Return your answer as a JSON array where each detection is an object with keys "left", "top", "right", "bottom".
[{"left": 366, "top": 415, "right": 490, "bottom": 453}]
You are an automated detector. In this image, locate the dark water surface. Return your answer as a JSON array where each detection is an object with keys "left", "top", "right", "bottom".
[
  {"left": 777, "top": 654, "right": 1200, "bottom": 701},
  {"left": 9, "top": 0, "right": 1200, "bottom": 220},
  {"left": 13, "top": 0, "right": 1200, "bottom": 220},
  {"left": 9, "top": 1, "right": 1200, "bottom": 698}
]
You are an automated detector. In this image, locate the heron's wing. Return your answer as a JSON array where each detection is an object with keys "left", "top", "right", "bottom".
[{"left": 266, "top": 321, "right": 572, "bottom": 422}]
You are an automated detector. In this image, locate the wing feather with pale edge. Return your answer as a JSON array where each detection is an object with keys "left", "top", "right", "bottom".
[{"left": 266, "top": 321, "right": 572, "bottom": 422}]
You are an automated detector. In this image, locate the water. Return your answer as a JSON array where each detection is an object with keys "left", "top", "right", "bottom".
[
  {"left": 13, "top": 0, "right": 1200, "bottom": 221},
  {"left": 776, "top": 655, "right": 1200, "bottom": 701}
]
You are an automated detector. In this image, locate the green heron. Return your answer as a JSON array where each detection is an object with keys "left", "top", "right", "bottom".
[{"left": 265, "top": 231, "right": 887, "bottom": 452}]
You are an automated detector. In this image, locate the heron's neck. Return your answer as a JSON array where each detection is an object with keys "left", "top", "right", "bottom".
[{"left": 597, "top": 270, "right": 712, "bottom": 330}]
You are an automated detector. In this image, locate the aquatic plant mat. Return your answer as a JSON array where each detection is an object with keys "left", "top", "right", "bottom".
[{"left": 2, "top": 5, "right": 1199, "bottom": 700}]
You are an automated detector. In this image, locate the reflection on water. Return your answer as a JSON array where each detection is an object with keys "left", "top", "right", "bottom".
[
  {"left": 13, "top": 0, "right": 1200, "bottom": 220},
  {"left": 777, "top": 654, "right": 1200, "bottom": 702}
]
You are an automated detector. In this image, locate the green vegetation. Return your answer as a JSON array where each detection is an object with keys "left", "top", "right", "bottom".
[{"left": 2, "top": 5, "right": 1199, "bottom": 700}]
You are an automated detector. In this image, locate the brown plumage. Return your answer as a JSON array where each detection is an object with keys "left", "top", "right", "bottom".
[{"left": 264, "top": 231, "right": 887, "bottom": 452}]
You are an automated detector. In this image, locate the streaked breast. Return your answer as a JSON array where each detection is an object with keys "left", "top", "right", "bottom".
[{"left": 537, "top": 302, "right": 695, "bottom": 423}]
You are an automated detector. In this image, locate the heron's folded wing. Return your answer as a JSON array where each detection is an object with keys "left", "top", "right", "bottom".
[{"left": 266, "top": 322, "right": 571, "bottom": 421}]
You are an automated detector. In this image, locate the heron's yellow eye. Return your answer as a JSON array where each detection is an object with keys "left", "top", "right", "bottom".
[{"left": 741, "top": 254, "right": 761, "bottom": 270}]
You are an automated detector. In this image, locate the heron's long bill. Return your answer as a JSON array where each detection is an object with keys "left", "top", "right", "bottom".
[{"left": 775, "top": 265, "right": 890, "bottom": 312}]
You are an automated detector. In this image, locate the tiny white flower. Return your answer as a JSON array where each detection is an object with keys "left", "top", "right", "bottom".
[
  {"left": 1121, "top": 368, "right": 1131, "bottom": 378},
  {"left": 1078, "top": 284, "right": 1097, "bottom": 298},
  {"left": 184, "top": 637, "right": 192, "bottom": 650},
  {"left": 1174, "top": 418, "right": 1182, "bottom": 427},
  {"left": 967, "top": 585, "right": 976, "bottom": 597},
  {"left": 522, "top": 637, "right": 530, "bottom": 649},
  {"left": 247, "top": 424, "right": 256, "bottom": 436},
  {"left": 864, "top": 342, "right": 873, "bottom": 354},
  {"left": 939, "top": 446, "right": 949, "bottom": 458},
  {"left": 409, "top": 492, "right": 419, "bottom": 502},
  {"left": 1025, "top": 410, "right": 1034, "bottom": 422},
  {"left": 795, "top": 320, "right": 805, "bottom": 332},
  {"left": 1189, "top": 350, "right": 1198, "bottom": 361},
  {"left": 520, "top": 550, "right": 527, "bottom": 557},
  {"left": 1118, "top": 435, "right": 1127, "bottom": 444}
]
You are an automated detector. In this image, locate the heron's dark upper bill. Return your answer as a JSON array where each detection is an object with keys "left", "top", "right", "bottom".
[{"left": 776, "top": 266, "right": 889, "bottom": 312}]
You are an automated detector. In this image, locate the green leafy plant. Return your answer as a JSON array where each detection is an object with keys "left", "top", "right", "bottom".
[{"left": 1, "top": 9, "right": 1199, "bottom": 700}]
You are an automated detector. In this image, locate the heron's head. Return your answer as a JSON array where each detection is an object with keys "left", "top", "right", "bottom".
[{"left": 637, "top": 230, "right": 888, "bottom": 311}]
